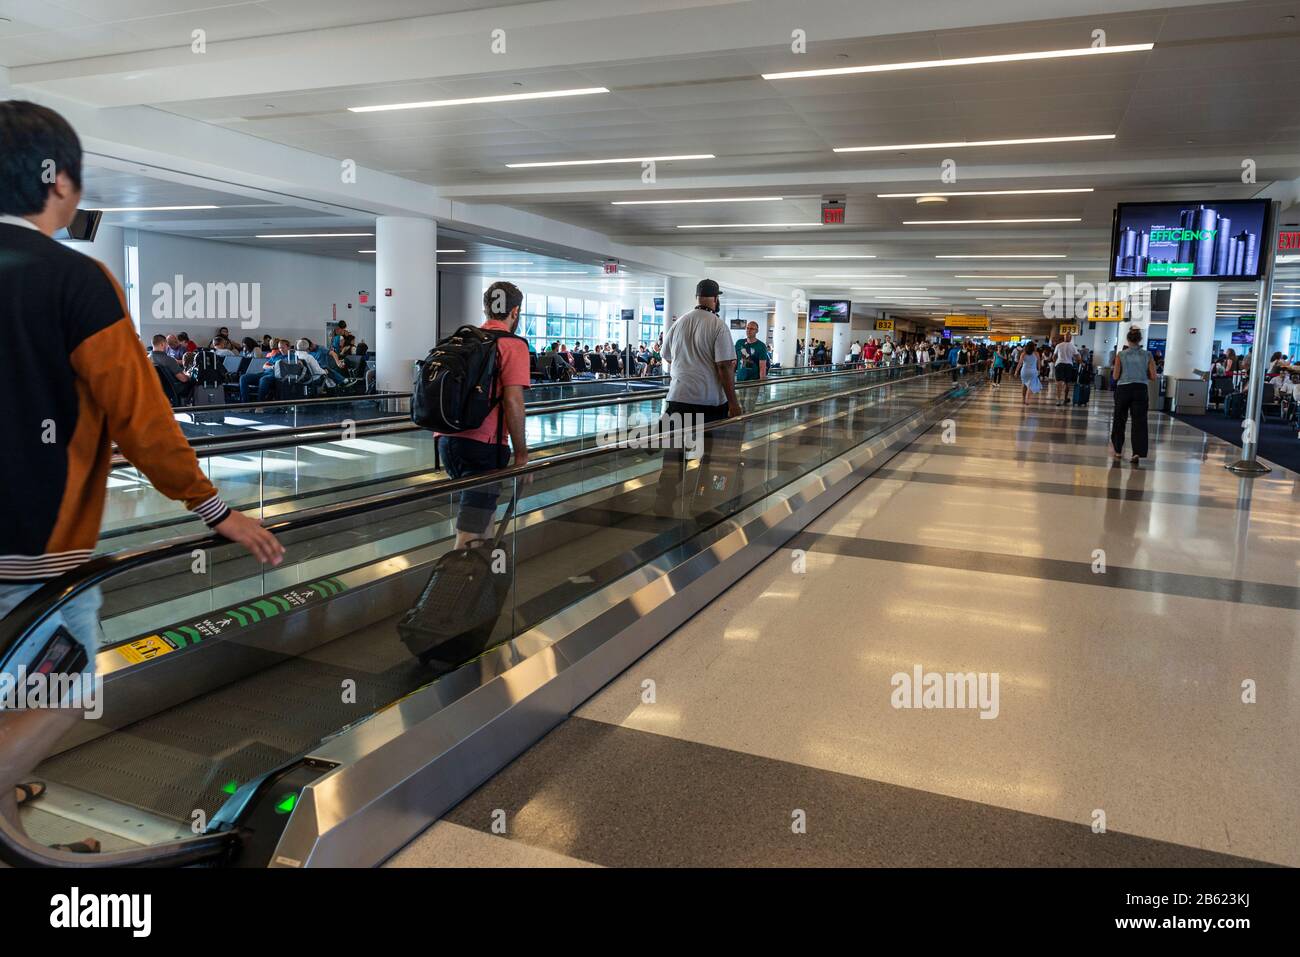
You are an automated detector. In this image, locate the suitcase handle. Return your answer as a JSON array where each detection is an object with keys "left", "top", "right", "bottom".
[{"left": 490, "top": 488, "right": 519, "bottom": 550}]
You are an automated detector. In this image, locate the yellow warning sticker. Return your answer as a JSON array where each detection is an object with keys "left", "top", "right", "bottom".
[{"left": 117, "top": 635, "right": 175, "bottom": 665}]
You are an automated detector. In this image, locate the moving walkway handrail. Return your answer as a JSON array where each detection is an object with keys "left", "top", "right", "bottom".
[
  {"left": 0, "top": 361, "right": 960, "bottom": 867},
  {"left": 120, "top": 362, "right": 920, "bottom": 464}
]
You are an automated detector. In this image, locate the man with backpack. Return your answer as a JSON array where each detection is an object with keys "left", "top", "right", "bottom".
[{"left": 428, "top": 281, "right": 530, "bottom": 550}]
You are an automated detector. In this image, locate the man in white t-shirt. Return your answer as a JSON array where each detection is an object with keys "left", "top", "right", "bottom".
[
  {"left": 661, "top": 279, "right": 741, "bottom": 420},
  {"left": 1052, "top": 334, "right": 1080, "bottom": 405},
  {"left": 656, "top": 279, "right": 742, "bottom": 517}
]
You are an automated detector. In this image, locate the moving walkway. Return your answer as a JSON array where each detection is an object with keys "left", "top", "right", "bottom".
[
  {"left": 106, "top": 362, "right": 913, "bottom": 548},
  {"left": 0, "top": 363, "right": 983, "bottom": 867}
]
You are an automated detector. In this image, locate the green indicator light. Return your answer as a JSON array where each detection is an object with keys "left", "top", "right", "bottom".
[
  {"left": 274, "top": 793, "right": 298, "bottom": 814},
  {"left": 222, "top": 779, "right": 238, "bottom": 795}
]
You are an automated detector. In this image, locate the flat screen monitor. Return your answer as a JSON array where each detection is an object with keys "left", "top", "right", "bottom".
[
  {"left": 620, "top": 308, "right": 635, "bottom": 321},
  {"left": 53, "top": 209, "right": 103, "bottom": 243},
  {"left": 1231, "top": 331, "right": 1254, "bottom": 345},
  {"left": 1147, "top": 338, "right": 1166, "bottom": 354},
  {"left": 808, "top": 299, "right": 851, "bottom": 323},
  {"left": 1110, "top": 200, "right": 1272, "bottom": 282}
]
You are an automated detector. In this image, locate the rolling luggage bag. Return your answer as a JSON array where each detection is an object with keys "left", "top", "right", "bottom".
[
  {"left": 1073, "top": 382, "right": 1091, "bottom": 405},
  {"left": 398, "top": 492, "right": 517, "bottom": 671},
  {"left": 1225, "top": 392, "right": 1247, "bottom": 419},
  {"left": 194, "top": 385, "right": 225, "bottom": 406}
]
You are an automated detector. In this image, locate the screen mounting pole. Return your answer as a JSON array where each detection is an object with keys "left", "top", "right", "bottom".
[{"left": 1226, "top": 200, "right": 1281, "bottom": 476}]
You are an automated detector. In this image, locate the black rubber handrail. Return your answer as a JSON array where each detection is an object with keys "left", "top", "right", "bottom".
[
  {"left": 117, "top": 363, "right": 915, "bottom": 464},
  {"left": 0, "top": 361, "right": 966, "bottom": 868}
]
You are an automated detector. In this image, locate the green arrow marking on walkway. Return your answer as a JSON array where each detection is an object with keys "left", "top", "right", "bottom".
[
  {"left": 180, "top": 625, "right": 201, "bottom": 644},
  {"left": 271, "top": 595, "right": 291, "bottom": 611},
  {"left": 274, "top": 793, "right": 297, "bottom": 814},
  {"left": 253, "top": 599, "right": 279, "bottom": 618},
  {"left": 239, "top": 605, "right": 261, "bottom": 623},
  {"left": 164, "top": 630, "right": 186, "bottom": 649},
  {"left": 226, "top": 608, "right": 247, "bottom": 626}
]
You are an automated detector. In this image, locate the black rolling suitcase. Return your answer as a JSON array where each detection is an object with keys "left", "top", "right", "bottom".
[
  {"left": 1225, "top": 392, "right": 1247, "bottom": 419},
  {"left": 398, "top": 492, "right": 517, "bottom": 671}
]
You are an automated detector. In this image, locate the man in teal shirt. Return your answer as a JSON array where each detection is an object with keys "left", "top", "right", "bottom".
[{"left": 735, "top": 321, "right": 770, "bottom": 383}]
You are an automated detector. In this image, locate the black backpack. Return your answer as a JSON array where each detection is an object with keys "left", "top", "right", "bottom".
[{"left": 411, "top": 325, "right": 523, "bottom": 433}]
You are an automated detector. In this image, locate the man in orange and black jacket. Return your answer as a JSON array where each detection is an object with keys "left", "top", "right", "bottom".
[{"left": 0, "top": 100, "right": 284, "bottom": 850}]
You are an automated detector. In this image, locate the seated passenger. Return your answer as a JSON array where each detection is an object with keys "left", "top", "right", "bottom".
[
  {"left": 238, "top": 339, "right": 289, "bottom": 402},
  {"left": 297, "top": 338, "right": 345, "bottom": 386},
  {"left": 149, "top": 333, "right": 195, "bottom": 401}
]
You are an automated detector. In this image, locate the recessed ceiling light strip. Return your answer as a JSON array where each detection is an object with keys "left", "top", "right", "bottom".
[
  {"left": 761, "top": 43, "right": 1154, "bottom": 80},
  {"left": 835, "top": 134, "right": 1114, "bottom": 153},
  {"left": 350, "top": 87, "right": 609, "bottom": 113},
  {"left": 506, "top": 154, "right": 714, "bottom": 169}
]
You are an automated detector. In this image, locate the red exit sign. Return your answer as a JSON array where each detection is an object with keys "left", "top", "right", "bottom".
[
  {"left": 1279, "top": 231, "right": 1300, "bottom": 251},
  {"left": 821, "top": 195, "right": 846, "bottom": 225}
]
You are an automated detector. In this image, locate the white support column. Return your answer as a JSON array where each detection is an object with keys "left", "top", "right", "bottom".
[
  {"left": 773, "top": 297, "right": 798, "bottom": 368},
  {"left": 1164, "top": 282, "right": 1217, "bottom": 379},
  {"left": 667, "top": 276, "right": 696, "bottom": 328},
  {"left": 376, "top": 216, "right": 436, "bottom": 393},
  {"left": 831, "top": 322, "right": 851, "bottom": 365},
  {"left": 437, "top": 269, "right": 484, "bottom": 340}
]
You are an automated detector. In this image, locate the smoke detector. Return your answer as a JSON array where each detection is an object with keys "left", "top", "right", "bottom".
[{"left": 915, "top": 196, "right": 949, "bottom": 206}]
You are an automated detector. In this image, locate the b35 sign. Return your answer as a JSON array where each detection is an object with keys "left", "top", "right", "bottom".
[{"left": 1087, "top": 301, "right": 1125, "bottom": 321}]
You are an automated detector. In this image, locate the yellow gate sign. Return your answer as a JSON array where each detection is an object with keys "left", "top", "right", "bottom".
[
  {"left": 875, "top": 319, "right": 894, "bottom": 331},
  {"left": 944, "top": 315, "right": 990, "bottom": 331},
  {"left": 1059, "top": 323, "right": 1080, "bottom": 336},
  {"left": 1087, "top": 301, "right": 1125, "bottom": 321}
]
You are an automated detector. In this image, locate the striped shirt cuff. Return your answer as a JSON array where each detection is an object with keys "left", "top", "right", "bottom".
[{"left": 192, "top": 494, "right": 231, "bottom": 528}]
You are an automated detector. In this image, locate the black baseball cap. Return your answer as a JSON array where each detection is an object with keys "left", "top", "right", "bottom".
[{"left": 696, "top": 278, "right": 722, "bottom": 297}]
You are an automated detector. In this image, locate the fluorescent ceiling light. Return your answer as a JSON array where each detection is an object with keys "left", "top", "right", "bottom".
[
  {"left": 849, "top": 287, "right": 928, "bottom": 291},
  {"left": 437, "top": 249, "right": 466, "bottom": 253},
  {"left": 256, "top": 232, "right": 373, "bottom": 238},
  {"left": 763, "top": 255, "right": 876, "bottom": 259},
  {"left": 762, "top": 43, "right": 1154, "bottom": 80},
  {"left": 506, "top": 154, "right": 714, "bottom": 169},
  {"left": 877, "top": 189, "right": 1094, "bottom": 198},
  {"left": 611, "top": 197, "right": 783, "bottom": 205},
  {"left": 937, "top": 254, "right": 1067, "bottom": 259},
  {"left": 835, "top": 134, "right": 1114, "bottom": 153},
  {"left": 439, "top": 260, "right": 534, "bottom": 266},
  {"left": 677, "top": 222, "right": 821, "bottom": 229},
  {"left": 976, "top": 297, "right": 1046, "bottom": 301},
  {"left": 349, "top": 86, "right": 609, "bottom": 113},
  {"left": 954, "top": 274, "right": 1060, "bottom": 279},
  {"left": 814, "top": 273, "right": 905, "bottom": 278},
  {"left": 95, "top": 204, "right": 220, "bottom": 212},
  {"left": 903, "top": 218, "right": 1082, "bottom": 225}
]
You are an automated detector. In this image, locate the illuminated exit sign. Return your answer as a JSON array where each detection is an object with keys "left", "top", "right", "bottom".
[
  {"left": 821, "top": 195, "right": 846, "bottom": 225},
  {"left": 1278, "top": 231, "right": 1300, "bottom": 252}
]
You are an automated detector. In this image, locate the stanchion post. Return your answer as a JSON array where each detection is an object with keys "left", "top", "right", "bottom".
[{"left": 1227, "top": 200, "right": 1281, "bottom": 476}]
